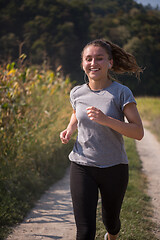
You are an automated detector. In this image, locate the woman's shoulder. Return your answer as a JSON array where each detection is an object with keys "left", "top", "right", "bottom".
[
  {"left": 111, "top": 81, "right": 133, "bottom": 95},
  {"left": 70, "top": 83, "right": 87, "bottom": 96},
  {"left": 112, "top": 81, "right": 130, "bottom": 90}
]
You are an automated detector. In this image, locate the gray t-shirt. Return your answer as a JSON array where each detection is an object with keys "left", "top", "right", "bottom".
[{"left": 69, "top": 81, "right": 136, "bottom": 168}]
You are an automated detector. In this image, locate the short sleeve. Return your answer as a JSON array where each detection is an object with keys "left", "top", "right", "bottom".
[
  {"left": 70, "top": 86, "right": 79, "bottom": 110},
  {"left": 120, "top": 86, "right": 136, "bottom": 111}
]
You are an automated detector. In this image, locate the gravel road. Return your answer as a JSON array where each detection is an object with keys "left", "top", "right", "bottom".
[
  {"left": 136, "top": 128, "right": 160, "bottom": 239},
  {"left": 6, "top": 168, "right": 76, "bottom": 240}
]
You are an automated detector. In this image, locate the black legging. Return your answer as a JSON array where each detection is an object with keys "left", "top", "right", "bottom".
[{"left": 70, "top": 162, "right": 129, "bottom": 240}]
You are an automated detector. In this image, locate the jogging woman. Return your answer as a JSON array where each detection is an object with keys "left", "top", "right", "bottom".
[{"left": 60, "top": 39, "right": 144, "bottom": 240}]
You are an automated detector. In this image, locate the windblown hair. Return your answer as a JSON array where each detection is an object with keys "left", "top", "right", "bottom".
[{"left": 81, "top": 39, "right": 143, "bottom": 79}]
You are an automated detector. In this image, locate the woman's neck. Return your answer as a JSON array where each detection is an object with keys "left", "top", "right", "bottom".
[{"left": 88, "top": 78, "right": 112, "bottom": 91}]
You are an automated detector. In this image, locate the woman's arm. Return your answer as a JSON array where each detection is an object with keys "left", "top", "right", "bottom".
[
  {"left": 86, "top": 103, "right": 144, "bottom": 140},
  {"left": 60, "top": 110, "right": 78, "bottom": 144}
]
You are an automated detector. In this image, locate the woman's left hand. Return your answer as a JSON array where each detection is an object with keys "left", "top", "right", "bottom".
[
  {"left": 86, "top": 106, "right": 107, "bottom": 125},
  {"left": 87, "top": 103, "right": 144, "bottom": 140}
]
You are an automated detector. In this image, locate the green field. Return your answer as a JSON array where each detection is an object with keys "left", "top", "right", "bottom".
[{"left": 136, "top": 97, "right": 160, "bottom": 140}]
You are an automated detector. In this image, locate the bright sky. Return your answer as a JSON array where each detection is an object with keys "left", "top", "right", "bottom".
[{"left": 135, "top": 0, "right": 160, "bottom": 8}]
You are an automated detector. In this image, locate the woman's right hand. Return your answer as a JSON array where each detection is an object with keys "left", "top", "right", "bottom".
[
  {"left": 60, "top": 129, "right": 72, "bottom": 144},
  {"left": 60, "top": 110, "right": 77, "bottom": 144}
]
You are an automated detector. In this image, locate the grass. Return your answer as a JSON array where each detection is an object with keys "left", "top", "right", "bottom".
[
  {"left": 0, "top": 64, "right": 73, "bottom": 239},
  {"left": 136, "top": 97, "right": 160, "bottom": 121},
  {"left": 136, "top": 97, "right": 160, "bottom": 140},
  {"left": 96, "top": 138, "right": 158, "bottom": 240}
]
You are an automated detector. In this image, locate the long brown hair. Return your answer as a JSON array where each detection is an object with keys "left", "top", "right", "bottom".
[{"left": 81, "top": 39, "right": 143, "bottom": 79}]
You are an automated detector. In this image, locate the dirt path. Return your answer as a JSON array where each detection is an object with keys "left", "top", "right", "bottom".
[
  {"left": 6, "top": 168, "right": 76, "bottom": 240},
  {"left": 6, "top": 128, "right": 160, "bottom": 240},
  {"left": 136, "top": 128, "right": 160, "bottom": 238}
]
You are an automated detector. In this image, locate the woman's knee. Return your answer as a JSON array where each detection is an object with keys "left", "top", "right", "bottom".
[
  {"left": 103, "top": 218, "right": 121, "bottom": 235},
  {"left": 77, "top": 224, "right": 96, "bottom": 240}
]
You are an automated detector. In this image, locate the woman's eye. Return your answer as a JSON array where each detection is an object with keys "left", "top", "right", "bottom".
[
  {"left": 85, "top": 57, "right": 104, "bottom": 62},
  {"left": 86, "top": 58, "right": 92, "bottom": 61}
]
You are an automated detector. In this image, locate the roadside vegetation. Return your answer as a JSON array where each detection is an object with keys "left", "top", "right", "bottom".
[
  {"left": 136, "top": 97, "right": 160, "bottom": 140},
  {"left": 0, "top": 61, "right": 73, "bottom": 239}
]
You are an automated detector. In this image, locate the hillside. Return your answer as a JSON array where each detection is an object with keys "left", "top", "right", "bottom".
[{"left": 0, "top": 0, "right": 160, "bottom": 95}]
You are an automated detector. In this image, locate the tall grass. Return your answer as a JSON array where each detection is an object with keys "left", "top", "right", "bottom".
[{"left": 0, "top": 62, "right": 73, "bottom": 239}]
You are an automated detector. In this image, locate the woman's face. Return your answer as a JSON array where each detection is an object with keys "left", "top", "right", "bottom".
[{"left": 82, "top": 45, "right": 112, "bottom": 82}]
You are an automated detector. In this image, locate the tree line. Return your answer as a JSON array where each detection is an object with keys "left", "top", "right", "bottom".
[{"left": 0, "top": 0, "right": 160, "bottom": 95}]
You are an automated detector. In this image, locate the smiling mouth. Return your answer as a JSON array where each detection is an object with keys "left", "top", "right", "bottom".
[{"left": 89, "top": 68, "right": 100, "bottom": 72}]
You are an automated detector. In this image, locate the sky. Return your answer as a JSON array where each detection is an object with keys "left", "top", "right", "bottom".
[{"left": 135, "top": 0, "right": 160, "bottom": 8}]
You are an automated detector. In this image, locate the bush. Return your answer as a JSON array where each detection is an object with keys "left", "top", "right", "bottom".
[{"left": 0, "top": 62, "right": 73, "bottom": 239}]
